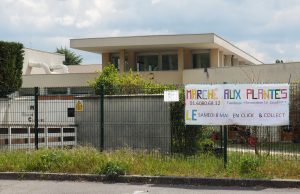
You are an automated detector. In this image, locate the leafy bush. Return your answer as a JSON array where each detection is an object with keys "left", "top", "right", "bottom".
[
  {"left": 89, "top": 64, "right": 175, "bottom": 95},
  {"left": 0, "top": 41, "right": 24, "bottom": 97},
  {"left": 197, "top": 126, "right": 217, "bottom": 153},
  {"left": 101, "top": 161, "right": 126, "bottom": 178},
  {"left": 239, "top": 157, "right": 261, "bottom": 175}
]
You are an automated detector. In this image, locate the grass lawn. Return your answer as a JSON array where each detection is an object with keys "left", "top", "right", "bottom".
[{"left": 0, "top": 147, "right": 299, "bottom": 179}]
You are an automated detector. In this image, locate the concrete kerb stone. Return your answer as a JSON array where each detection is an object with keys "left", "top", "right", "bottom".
[{"left": 0, "top": 172, "right": 299, "bottom": 188}]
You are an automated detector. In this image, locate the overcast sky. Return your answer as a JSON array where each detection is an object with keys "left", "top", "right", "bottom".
[{"left": 1, "top": 0, "right": 300, "bottom": 64}]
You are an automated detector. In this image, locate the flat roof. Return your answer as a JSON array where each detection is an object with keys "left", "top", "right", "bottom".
[
  {"left": 70, "top": 33, "right": 263, "bottom": 65},
  {"left": 67, "top": 64, "right": 102, "bottom": 73}
]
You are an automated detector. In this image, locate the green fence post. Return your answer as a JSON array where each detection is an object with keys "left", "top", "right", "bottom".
[
  {"left": 100, "top": 84, "right": 104, "bottom": 151},
  {"left": 34, "top": 87, "right": 39, "bottom": 150},
  {"left": 223, "top": 82, "right": 228, "bottom": 168},
  {"left": 224, "top": 126, "right": 228, "bottom": 168}
]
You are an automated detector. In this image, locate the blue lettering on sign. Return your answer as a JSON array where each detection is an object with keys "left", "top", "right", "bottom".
[{"left": 192, "top": 110, "right": 197, "bottom": 120}]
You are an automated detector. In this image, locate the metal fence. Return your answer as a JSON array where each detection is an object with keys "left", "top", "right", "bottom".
[{"left": 0, "top": 83, "right": 299, "bottom": 161}]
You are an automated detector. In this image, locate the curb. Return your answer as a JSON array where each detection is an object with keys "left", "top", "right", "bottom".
[{"left": 0, "top": 172, "right": 299, "bottom": 188}]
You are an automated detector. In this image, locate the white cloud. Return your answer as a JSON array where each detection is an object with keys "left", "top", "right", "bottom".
[
  {"left": 1, "top": 0, "right": 300, "bottom": 64},
  {"left": 55, "top": 15, "right": 75, "bottom": 26},
  {"left": 235, "top": 41, "right": 271, "bottom": 63},
  {"left": 151, "top": 0, "right": 161, "bottom": 4},
  {"left": 44, "top": 36, "right": 70, "bottom": 48}
]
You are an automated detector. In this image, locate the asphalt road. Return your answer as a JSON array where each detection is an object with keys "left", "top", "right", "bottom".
[{"left": 0, "top": 180, "right": 299, "bottom": 194}]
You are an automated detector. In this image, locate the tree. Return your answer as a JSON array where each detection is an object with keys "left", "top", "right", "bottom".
[
  {"left": 56, "top": 47, "right": 83, "bottom": 65},
  {"left": 0, "top": 41, "right": 24, "bottom": 97},
  {"left": 275, "top": 59, "right": 284, "bottom": 63}
]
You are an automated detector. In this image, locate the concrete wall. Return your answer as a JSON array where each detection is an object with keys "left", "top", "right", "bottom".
[
  {"left": 23, "top": 48, "right": 65, "bottom": 75},
  {"left": 22, "top": 73, "right": 99, "bottom": 88},
  {"left": 138, "top": 71, "right": 182, "bottom": 84},
  {"left": 183, "top": 62, "right": 300, "bottom": 84},
  {"left": 75, "top": 95, "right": 171, "bottom": 152}
]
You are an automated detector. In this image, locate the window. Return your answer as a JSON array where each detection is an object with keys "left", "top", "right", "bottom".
[
  {"left": 192, "top": 53, "right": 210, "bottom": 69},
  {"left": 137, "top": 55, "right": 158, "bottom": 71},
  {"left": 47, "top": 88, "right": 68, "bottom": 95},
  {"left": 110, "top": 54, "right": 119, "bottom": 70},
  {"left": 162, "top": 54, "right": 178, "bottom": 70},
  {"left": 136, "top": 52, "right": 178, "bottom": 71},
  {"left": 110, "top": 53, "right": 129, "bottom": 72}
]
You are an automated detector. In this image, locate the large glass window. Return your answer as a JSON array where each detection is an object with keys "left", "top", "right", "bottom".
[
  {"left": 136, "top": 52, "right": 178, "bottom": 71},
  {"left": 110, "top": 54, "right": 119, "bottom": 70},
  {"left": 110, "top": 53, "right": 129, "bottom": 72},
  {"left": 137, "top": 55, "right": 158, "bottom": 71},
  {"left": 162, "top": 54, "right": 178, "bottom": 70},
  {"left": 192, "top": 53, "right": 210, "bottom": 69}
]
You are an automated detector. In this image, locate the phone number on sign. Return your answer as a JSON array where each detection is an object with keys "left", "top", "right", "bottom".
[{"left": 189, "top": 100, "right": 221, "bottom": 106}]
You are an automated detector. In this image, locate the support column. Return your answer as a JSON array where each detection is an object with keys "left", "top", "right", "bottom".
[
  {"left": 102, "top": 53, "right": 110, "bottom": 68},
  {"left": 119, "top": 50, "right": 125, "bottom": 73},
  {"left": 224, "top": 55, "right": 231, "bottom": 67},
  {"left": 178, "top": 48, "right": 184, "bottom": 84},
  {"left": 128, "top": 51, "right": 136, "bottom": 71},
  {"left": 233, "top": 58, "right": 239, "bottom": 66},
  {"left": 219, "top": 51, "right": 224, "bottom": 67},
  {"left": 210, "top": 49, "right": 219, "bottom": 68},
  {"left": 184, "top": 48, "right": 191, "bottom": 69}
]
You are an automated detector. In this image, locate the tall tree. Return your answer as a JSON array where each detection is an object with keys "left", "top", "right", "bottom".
[{"left": 56, "top": 47, "right": 83, "bottom": 65}]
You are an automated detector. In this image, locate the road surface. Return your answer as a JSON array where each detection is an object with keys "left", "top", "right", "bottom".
[{"left": 0, "top": 180, "right": 299, "bottom": 194}]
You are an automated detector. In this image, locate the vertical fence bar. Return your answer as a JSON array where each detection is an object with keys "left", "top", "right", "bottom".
[
  {"left": 34, "top": 87, "right": 39, "bottom": 150},
  {"left": 45, "top": 127, "right": 48, "bottom": 148},
  {"left": 8, "top": 127, "right": 11, "bottom": 151},
  {"left": 224, "top": 126, "right": 228, "bottom": 168},
  {"left": 220, "top": 126, "right": 223, "bottom": 148},
  {"left": 27, "top": 127, "right": 30, "bottom": 149},
  {"left": 61, "top": 127, "right": 63, "bottom": 148},
  {"left": 223, "top": 82, "right": 228, "bottom": 168},
  {"left": 100, "top": 84, "right": 104, "bottom": 151}
]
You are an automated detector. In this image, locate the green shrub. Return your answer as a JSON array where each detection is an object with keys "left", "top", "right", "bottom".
[
  {"left": 239, "top": 157, "right": 261, "bottom": 174},
  {"left": 197, "top": 126, "right": 217, "bottom": 153},
  {"left": 198, "top": 139, "right": 215, "bottom": 152},
  {"left": 0, "top": 41, "right": 24, "bottom": 97},
  {"left": 101, "top": 161, "right": 126, "bottom": 178},
  {"left": 89, "top": 64, "right": 175, "bottom": 95}
]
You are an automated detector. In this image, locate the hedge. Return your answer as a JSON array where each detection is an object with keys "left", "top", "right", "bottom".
[{"left": 0, "top": 41, "right": 24, "bottom": 97}]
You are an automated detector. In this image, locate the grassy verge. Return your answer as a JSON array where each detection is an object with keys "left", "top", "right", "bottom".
[{"left": 0, "top": 147, "right": 299, "bottom": 179}]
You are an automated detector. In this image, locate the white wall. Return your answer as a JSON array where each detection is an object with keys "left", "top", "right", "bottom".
[{"left": 183, "top": 62, "right": 300, "bottom": 84}]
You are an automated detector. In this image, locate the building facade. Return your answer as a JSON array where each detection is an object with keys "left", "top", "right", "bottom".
[{"left": 70, "top": 33, "right": 263, "bottom": 84}]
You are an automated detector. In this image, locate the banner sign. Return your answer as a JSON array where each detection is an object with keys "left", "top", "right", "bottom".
[{"left": 185, "top": 84, "right": 289, "bottom": 126}]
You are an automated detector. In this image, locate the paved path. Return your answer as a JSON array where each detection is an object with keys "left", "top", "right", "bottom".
[{"left": 0, "top": 180, "right": 299, "bottom": 194}]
